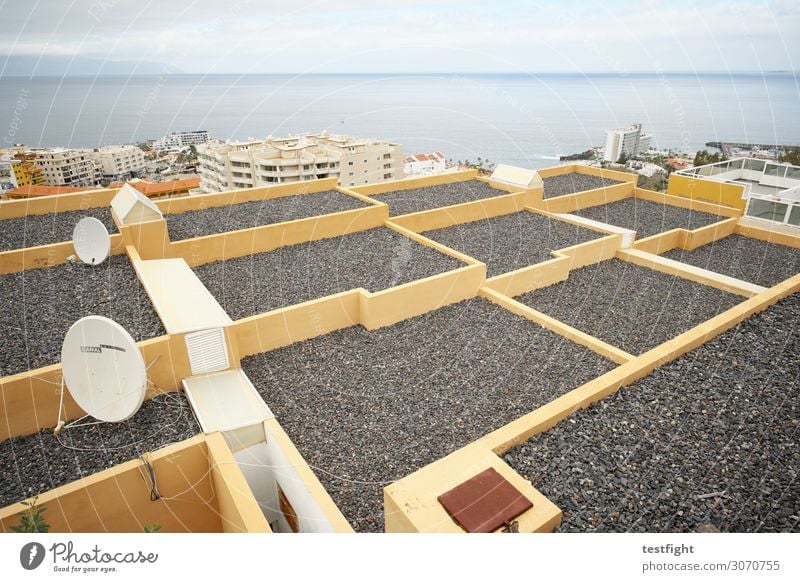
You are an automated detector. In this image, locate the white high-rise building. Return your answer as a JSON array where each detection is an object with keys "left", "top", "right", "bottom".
[
  {"left": 197, "top": 133, "right": 404, "bottom": 193},
  {"left": 153, "top": 130, "right": 210, "bottom": 152},
  {"left": 603, "top": 123, "right": 653, "bottom": 162},
  {"left": 31, "top": 148, "right": 100, "bottom": 187},
  {"left": 91, "top": 145, "right": 146, "bottom": 181}
]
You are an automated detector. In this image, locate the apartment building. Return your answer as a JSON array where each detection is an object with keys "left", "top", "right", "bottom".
[
  {"left": 153, "top": 130, "right": 210, "bottom": 152},
  {"left": 31, "top": 148, "right": 100, "bottom": 187},
  {"left": 91, "top": 145, "right": 146, "bottom": 182},
  {"left": 0, "top": 156, "right": 17, "bottom": 192},
  {"left": 603, "top": 123, "right": 653, "bottom": 162},
  {"left": 197, "top": 133, "right": 403, "bottom": 193}
]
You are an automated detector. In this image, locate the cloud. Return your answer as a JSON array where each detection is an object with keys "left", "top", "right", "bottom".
[{"left": 0, "top": 0, "right": 797, "bottom": 73}]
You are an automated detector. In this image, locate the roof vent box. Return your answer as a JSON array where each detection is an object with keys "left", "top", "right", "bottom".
[{"left": 111, "top": 183, "right": 163, "bottom": 225}]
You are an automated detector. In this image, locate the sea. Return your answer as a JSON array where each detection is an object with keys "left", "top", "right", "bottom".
[{"left": 0, "top": 73, "right": 798, "bottom": 169}]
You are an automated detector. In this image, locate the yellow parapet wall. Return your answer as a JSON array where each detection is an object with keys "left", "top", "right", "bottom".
[
  {"left": 0, "top": 234, "right": 126, "bottom": 275},
  {"left": 667, "top": 174, "right": 747, "bottom": 210},
  {"left": 0, "top": 332, "right": 195, "bottom": 441},
  {"left": 0, "top": 435, "right": 257, "bottom": 533},
  {"left": 120, "top": 198, "right": 388, "bottom": 265},
  {"left": 388, "top": 190, "right": 536, "bottom": 233},
  {"left": 0, "top": 188, "right": 118, "bottom": 220},
  {"left": 537, "top": 162, "right": 638, "bottom": 184},
  {"left": 537, "top": 181, "right": 634, "bottom": 213},
  {"left": 351, "top": 169, "right": 480, "bottom": 196}
]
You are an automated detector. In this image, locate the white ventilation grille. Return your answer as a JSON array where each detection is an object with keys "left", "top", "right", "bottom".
[{"left": 185, "top": 328, "right": 229, "bottom": 375}]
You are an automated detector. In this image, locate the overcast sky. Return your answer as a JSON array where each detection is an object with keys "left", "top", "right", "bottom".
[{"left": 0, "top": 0, "right": 798, "bottom": 75}]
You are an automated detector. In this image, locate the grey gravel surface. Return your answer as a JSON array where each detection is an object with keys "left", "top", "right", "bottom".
[
  {"left": 504, "top": 292, "right": 800, "bottom": 532},
  {"left": 516, "top": 258, "right": 742, "bottom": 354},
  {"left": 543, "top": 173, "right": 624, "bottom": 199},
  {"left": 193, "top": 227, "right": 464, "bottom": 320},
  {"left": 0, "top": 207, "right": 117, "bottom": 252},
  {"left": 372, "top": 180, "right": 507, "bottom": 215},
  {"left": 0, "top": 255, "right": 166, "bottom": 377},
  {"left": 663, "top": 234, "right": 800, "bottom": 288},
  {"left": 424, "top": 211, "right": 604, "bottom": 277},
  {"left": 242, "top": 297, "right": 616, "bottom": 532},
  {"left": 0, "top": 393, "right": 200, "bottom": 508},
  {"left": 573, "top": 198, "right": 724, "bottom": 239},
  {"left": 165, "top": 190, "right": 370, "bottom": 241}
]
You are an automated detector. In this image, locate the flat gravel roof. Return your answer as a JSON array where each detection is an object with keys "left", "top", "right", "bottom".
[
  {"left": 516, "top": 258, "right": 742, "bottom": 355},
  {"left": 423, "top": 211, "right": 604, "bottom": 277},
  {"left": 0, "top": 207, "right": 117, "bottom": 252},
  {"left": 193, "top": 227, "right": 464, "bottom": 320},
  {"left": 372, "top": 180, "right": 508, "bottom": 216},
  {"left": 572, "top": 198, "right": 724, "bottom": 239},
  {"left": 0, "top": 255, "right": 165, "bottom": 377},
  {"left": 663, "top": 234, "right": 800, "bottom": 288},
  {"left": 165, "top": 190, "right": 370, "bottom": 241},
  {"left": 242, "top": 297, "right": 616, "bottom": 532},
  {"left": 0, "top": 393, "right": 200, "bottom": 508},
  {"left": 504, "top": 292, "right": 800, "bottom": 532},
  {"left": 543, "top": 173, "right": 624, "bottom": 199}
]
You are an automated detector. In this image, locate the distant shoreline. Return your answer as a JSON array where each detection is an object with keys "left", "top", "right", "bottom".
[{"left": 1, "top": 71, "right": 798, "bottom": 80}]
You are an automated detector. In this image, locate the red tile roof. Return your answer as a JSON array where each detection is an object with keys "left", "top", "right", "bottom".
[
  {"left": 109, "top": 177, "right": 200, "bottom": 197},
  {"left": 3, "top": 185, "right": 93, "bottom": 199}
]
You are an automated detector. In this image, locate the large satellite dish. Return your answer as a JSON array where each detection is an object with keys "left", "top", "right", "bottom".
[
  {"left": 61, "top": 316, "right": 146, "bottom": 423},
  {"left": 72, "top": 217, "right": 111, "bottom": 265}
]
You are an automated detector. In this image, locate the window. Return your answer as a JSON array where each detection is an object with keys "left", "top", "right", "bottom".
[
  {"left": 348, "top": 161, "right": 354, "bottom": 166},
  {"left": 747, "top": 198, "right": 788, "bottom": 222},
  {"left": 349, "top": 172, "right": 354, "bottom": 176},
  {"left": 787, "top": 205, "right": 800, "bottom": 226}
]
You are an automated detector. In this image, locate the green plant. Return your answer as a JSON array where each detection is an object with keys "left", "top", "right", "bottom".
[
  {"left": 693, "top": 149, "right": 726, "bottom": 167},
  {"left": 779, "top": 147, "right": 800, "bottom": 166},
  {"left": 11, "top": 496, "right": 50, "bottom": 533},
  {"left": 143, "top": 523, "right": 162, "bottom": 533}
]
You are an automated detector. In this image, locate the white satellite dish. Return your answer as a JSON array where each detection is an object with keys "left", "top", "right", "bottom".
[
  {"left": 72, "top": 217, "right": 111, "bottom": 265},
  {"left": 61, "top": 316, "right": 146, "bottom": 423}
]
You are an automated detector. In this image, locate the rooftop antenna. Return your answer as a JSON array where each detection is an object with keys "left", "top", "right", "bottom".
[
  {"left": 72, "top": 217, "right": 111, "bottom": 265},
  {"left": 55, "top": 316, "right": 147, "bottom": 433}
]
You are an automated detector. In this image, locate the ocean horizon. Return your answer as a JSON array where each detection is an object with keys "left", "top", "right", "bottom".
[{"left": 1, "top": 72, "right": 797, "bottom": 169}]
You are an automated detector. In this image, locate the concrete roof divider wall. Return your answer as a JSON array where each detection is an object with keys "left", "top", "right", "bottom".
[
  {"left": 0, "top": 244, "right": 202, "bottom": 440},
  {"left": 0, "top": 187, "right": 117, "bottom": 219},
  {"left": 155, "top": 177, "right": 346, "bottom": 214},
  {"left": 667, "top": 173, "right": 747, "bottom": 210},
  {"left": 230, "top": 224, "right": 485, "bottom": 358},
  {"left": 0, "top": 433, "right": 272, "bottom": 533},
  {"left": 0, "top": 192, "right": 133, "bottom": 274},
  {"left": 350, "top": 169, "right": 540, "bottom": 215},
  {"left": 536, "top": 163, "right": 638, "bottom": 185},
  {"left": 121, "top": 194, "right": 389, "bottom": 266},
  {"left": 0, "top": 232, "right": 127, "bottom": 275}
]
